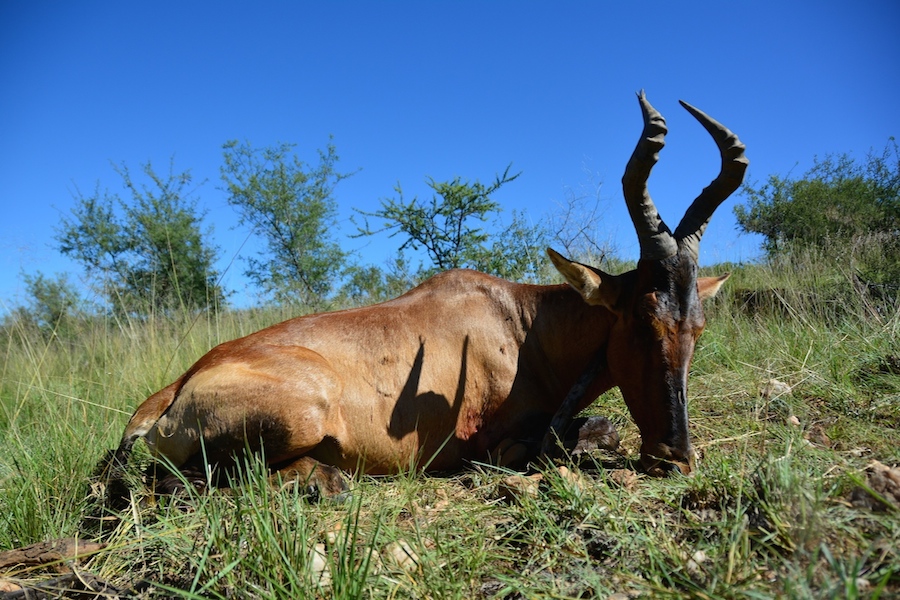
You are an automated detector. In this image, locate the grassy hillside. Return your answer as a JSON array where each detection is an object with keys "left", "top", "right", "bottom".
[{"left": 1, "top": 257, "right": 898, "bottom": 598}]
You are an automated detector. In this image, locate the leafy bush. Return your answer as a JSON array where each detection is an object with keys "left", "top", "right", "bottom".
[{"left": 735, "top": 140, "right": 900, "bottom": 313}]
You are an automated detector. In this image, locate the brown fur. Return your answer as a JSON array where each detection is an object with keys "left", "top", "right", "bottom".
[
  {"left": 111, "top": 263, "right": 725, "bottom": 489},
  {"left": 102, "top": 94, "right": 744, "bottom": 496}
]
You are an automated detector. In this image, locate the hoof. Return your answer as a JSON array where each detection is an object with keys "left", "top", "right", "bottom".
[
  {"left": 274, "top": 456, "right": 350, "bottom": 500},
  {"left": 564, "top": 415, "right": 620, "bottom": 455}
]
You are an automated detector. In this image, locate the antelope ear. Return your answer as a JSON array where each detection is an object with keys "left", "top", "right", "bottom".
[
  {"left": 547, "top": 248, "right": 620, "bottom": 308},
  {"left": 698, "top": 273, "right": 730, "bottom": 301}
]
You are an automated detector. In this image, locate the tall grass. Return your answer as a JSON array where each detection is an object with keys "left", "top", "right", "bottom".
[{"left": 1, "top": 253, "right": 898, "bottom": 597}]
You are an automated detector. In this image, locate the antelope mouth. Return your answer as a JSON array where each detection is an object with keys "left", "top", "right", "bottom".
[{"left": 640, "top": 444, "right": 696, "bottom": 476}]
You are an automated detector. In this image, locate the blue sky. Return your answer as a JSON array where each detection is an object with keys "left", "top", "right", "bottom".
[{"left": 1, "top": 1, "right": 898, "bottom": 309}]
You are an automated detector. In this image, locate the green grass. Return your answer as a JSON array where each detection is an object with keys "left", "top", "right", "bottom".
[{"left": 1, "top": 258, "right": 898, "bottom": 598}]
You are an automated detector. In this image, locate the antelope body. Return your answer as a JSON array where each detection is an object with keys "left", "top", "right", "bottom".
[{"left": 103, "top": 93, "right": 747, "bottom": 494}]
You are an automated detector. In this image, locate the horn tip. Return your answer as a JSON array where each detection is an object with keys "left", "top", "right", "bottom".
[{"left": 679, "top": 99, "right": 701, "bottom": 116}]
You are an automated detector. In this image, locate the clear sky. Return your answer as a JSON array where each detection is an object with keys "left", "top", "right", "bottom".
[{"left": 1, "top": 1, "right": 898, "bottom": 310}]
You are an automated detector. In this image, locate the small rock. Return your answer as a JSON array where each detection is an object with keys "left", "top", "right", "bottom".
[
  {"left": 325, "top": 521, "right": 344, "bottom": 545},
  {"left": 496, "top": 473, "right": 543, "bottom": 502},
  {"left": 428, "top": 488, "right": 451, "bottom": 511},
  {"left": 429, "top": 498, "right": 451, "bottom": 512},
  {"left": 358, "top": 547, "right": 382, "bottom": 574},
  {"left": 556, "top": 466, "right": 589, "bottom": 493},
  {"left": 382, "top": 540, "right": 419, "bottom": 573},
  {"left": 787, "top": 415, "right": 801, "bottom": 427},
  {"left": 686, "top": 550, "right": 707, "bottom": 576},
  {"left": 309, "top": 543, "right": 331, "bottom": 588},
  {"left": 760, "top": 378, "right": 792, "bottom": 399},
  {"left": 608, "top": 469, "right": 639, "bottom": 490}
]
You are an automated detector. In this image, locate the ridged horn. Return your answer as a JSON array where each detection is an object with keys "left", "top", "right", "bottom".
[
  {"left": 621, "top": 91, "right": 678, "bottom": 261},
  {"left": 674, "top": 100, "right": 749, "bottom": 261}
]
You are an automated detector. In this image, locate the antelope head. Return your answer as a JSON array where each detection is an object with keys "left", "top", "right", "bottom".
[{"left": 550, "top": 91, "right": 748, "bottom": 474}]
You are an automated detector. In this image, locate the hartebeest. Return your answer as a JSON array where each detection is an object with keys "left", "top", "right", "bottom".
[{"left": 98, "top": 92, "right": 747, "bottom": 499}]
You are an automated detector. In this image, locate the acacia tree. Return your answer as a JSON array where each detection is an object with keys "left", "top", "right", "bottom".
[
  {"left": 56, "top": 160, "right": 224, "bottom": 315},
  {"left": 471, "top": 209, "right": 548, "bottom": 281},
  {"left": 355, "top": 165, "right": 546, "bottom": 281},
  {"left": 337, "top": 256, "right": 417, "bottom": 307},
  {"left": 221, "top": 140, "right": 353, "bottom": 308}
]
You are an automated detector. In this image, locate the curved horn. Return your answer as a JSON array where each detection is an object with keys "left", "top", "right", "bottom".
[
  {"left": 622, "top": 91, "right": 678, "bottom": 261},
  {"left": 674, "top": 100, "right": 749, "bottom": 261}
]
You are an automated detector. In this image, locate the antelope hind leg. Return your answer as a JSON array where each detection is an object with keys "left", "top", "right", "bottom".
[
  {"left": 490, "top": 438, "right": 531, "bottom": 469},
  {"left": 272, "top": 456, "right": 350, "bottom": 501},
  {"left": 150, "top": 454, "right": 214, "bottom": 496}
]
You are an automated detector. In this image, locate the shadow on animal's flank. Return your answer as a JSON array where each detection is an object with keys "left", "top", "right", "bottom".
[{"left": 388, "top": 336, "right": 469, "bottom": 441}]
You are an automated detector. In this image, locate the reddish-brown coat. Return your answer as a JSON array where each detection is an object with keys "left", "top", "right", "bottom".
[{"left": 106, "top": 93, "right": 745, "bottom": 491}]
